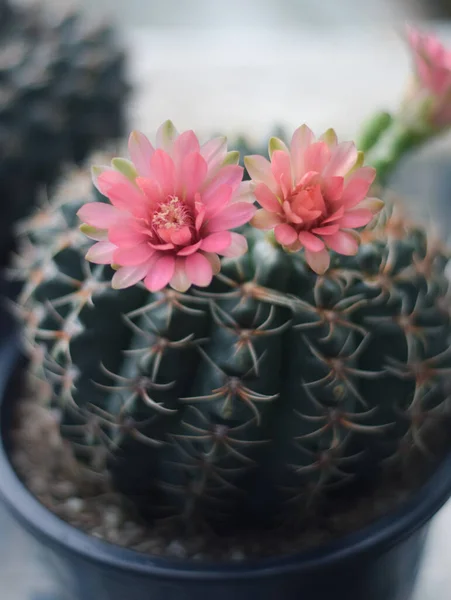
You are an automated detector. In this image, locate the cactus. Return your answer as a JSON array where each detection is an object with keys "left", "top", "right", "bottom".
[
  {"left": 11, "top": 119, "right": 451, "bottom": 532},
  {"left": 0, "top": 0, "right": 128, "bottom": 264}
]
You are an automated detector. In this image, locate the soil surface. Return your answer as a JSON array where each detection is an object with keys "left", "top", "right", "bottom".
[{"left": 10, "top": 388, "right": 451, "bottom": 561}]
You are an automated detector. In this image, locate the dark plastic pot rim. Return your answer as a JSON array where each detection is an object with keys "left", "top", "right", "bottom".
[{"left": 1, "top": 329, "right": 451, "bottom": 582}]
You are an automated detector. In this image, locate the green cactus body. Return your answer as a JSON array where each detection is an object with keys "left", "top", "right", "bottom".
[{"left": 12, "top": 167, "right": 451, "bottom": 530}]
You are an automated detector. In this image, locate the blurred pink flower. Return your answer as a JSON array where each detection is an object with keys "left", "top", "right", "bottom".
[
  {"left": 407, "top": 27, "right": 451, "bottom": 96},
  {"left": 407, "top": 27, "right": 451, "bottom": 126},
  {"left": 78, "top": 121, "right": 255, "bottom": 292},
  {"left": 246, "top": 127, "right": 383, "bottom": 274}
]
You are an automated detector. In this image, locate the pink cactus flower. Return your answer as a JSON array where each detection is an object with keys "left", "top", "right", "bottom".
[
  {"left": 78, "top": 121, "right": 256, "bottom": 292},
  {"left": 245, "top": 127, "right": 383, "bottom": 274},
  {"left": 407, "top": 27, "right": 451, "bottom": 127},
  {"left": 407, "top": 27, "right": 451, "bottom": 97}
]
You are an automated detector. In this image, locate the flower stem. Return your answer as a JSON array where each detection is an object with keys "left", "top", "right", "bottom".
[{"left": 362, "top": 118, "right": 430, "bottom": 187}]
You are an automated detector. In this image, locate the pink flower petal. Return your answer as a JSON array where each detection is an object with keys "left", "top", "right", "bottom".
[
  {"left": 128, "top": 131, "right": 154, "bottom": 177},
  {"left": 173, "top": 131, "right": 200, "bottom": 166},
  {"left": 406, "top": 25, "right": 420, "bottom": 48},
  {"left": 203, "top": 252, "right": 221, "bottom": 275},
  {"left": 305, "top": 248, "right": 330, "bottom": 275},
  {"left": 144, "top": 255, "right": 176, "bottom": 292},
  {"left": 322, "top": 142, "right": 358, "bottom": 178},
  {"left": 303, "top": 142, "right": 331, "bottom": 175},
  {"left": 345, "top": 166, "right": 376, "bottom": 185},
  {"left": 326, "top": 231, "right": 359, "bottom": 255},
  {"left": 244, "top": 155, "right": 278, "bottom": 193},
  {"left": 195, "top": 198, "right": 206, "bottom": 231},
  {"left": 95, "top": 170, "right": 128, "bottom": 195},
  {"left": 108, "top": 218, "right": 147, "bottom": 248},
  {"left": 177, "top": 240, "right": 202, "bottom": 256},
  {"left": 185, "top": 252, "right": 213, "bottom": 287},
  {"left": 179, "top": 152, "right": 208, "bottom": 199},
  {"left": 322, "top": 206, "right": 345, "bottom": 224},
  {"left": 311, "top": 224, "right": 340, "bottom": 236},
  {"left": 222, "top": 150, "right": 239, "bottom": 166},
  {"left": 339, "top": 209, "right": 374, "bottom": 228},
  {"left": 202, "top": 165, "right": 244, "bottom": 199},
  {"left": 136, "top": 177, "right": 162, "bottom": 207},
  {"left": 271, "top": 150, "right": 292, "bottom": 196},
  {"left": 220, "top": 232, "right": 247, "bottom": 258},
  {"left": 282, "top": 201, "right": 304, "bottom": 224},
  {"left": 299, "top": 170, "right": 320, "bottom": 187},
  {"left": 156, "top": 120, "right": 178, "bottom": 154},
  {"left": 254, "top": 183, "right": 282, "bottom": 213},
  {"left": 77, "top": 203, "right": 122, "bottom": 228},
  {"left": 358, "top": 197, "right": 384, "bottom": 214},
  {"left": 320, "top": 128, "right": 338, "bottom": 147},
  {"left": 298, "top": 231, "right": 325, "bottom": 252},
  {"left": 201, "top": 231, "right": 232, "bottom": 253},
  {"left": 322, "top": 176, "right": 344, "bottom": 203},
  {"left": 112, "top": 260, "right": 156, "bottom": 289},
  {"left": 251, "top": 209, "right": 283, "bottom": 230},
  {"left": 92, "top": 165, "right": 113, "bottom": 191},
  {"left": 268, "top": 136, "right": 290, "bottom": 158},
  {"left": 79, "top": 225, "right": 108, "bottom": 241},
  {"left": 311, "top": 184, "right": 327, "bottom": 215},
  {"left": 113, "top": 244, "right": 154, "bottom": 266},
  {"left": 207, "top": 202, "right": 256, "bottom": 233},
  {"left": 85, "top": 241, "right": 117, "bottom": 264},
  {"left": 170, "top": 258, "right": 191, "bottom": 292},
  {"left": 170, "top": 225, "right": 193, "bottom": 246},
  {"left": 157, "top": 229, "right": 175, "bottom": 244},
  {"left": 150, "top": 150, "right": 176, "bottom": 197},
  {"left": 232, "top": 180, "right": 255, "bottom": 204},
  {"left": 274, "top": 224, "right": 298, "bottom": 246},
  {"left": 97, "top": 172, "right": 148, "bottom": 217},
  {"left": 202, "top": 184, "right": 233, "bottom": 219},
  {"left": 341, "top": 178, "right": 373, "bottom": 209},
  {"left": 149, "top": 239, "right": 174, "bottom": 250},
  {"left": 112, "top": 158, "right": 138, "bottom": 183},
  {"left": 290, "top": 124, "right": 315, "bottom": 181},
  {"left": 201, "top": 136, "right": 227, "bottom": 173}
]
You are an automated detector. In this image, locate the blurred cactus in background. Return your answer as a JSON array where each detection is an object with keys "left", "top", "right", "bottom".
[{"left": 0, "top": 0, "right": 129, "bottom": 265}]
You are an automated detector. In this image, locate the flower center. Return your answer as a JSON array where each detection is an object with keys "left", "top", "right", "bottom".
[
  {"left": 152, "top": 196, "right": 192, "bottom": 231},
  {"left": 288, "top": 183, "right": 326, "bottom": 227}
]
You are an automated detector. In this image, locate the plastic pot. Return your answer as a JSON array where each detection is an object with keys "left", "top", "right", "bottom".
[{"left": 0, "top": 325, "right": 451, "bottom": 600}]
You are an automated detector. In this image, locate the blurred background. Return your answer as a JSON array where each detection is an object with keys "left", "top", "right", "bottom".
[
  {"left": 1, "top": 1, "right": 451, "bottom": 599},
  {"left": 72, "top": 0, "right": 451, "bottom": 27},
  {"left": 12, "top": 0, "right": 451, "bottom": 140}
]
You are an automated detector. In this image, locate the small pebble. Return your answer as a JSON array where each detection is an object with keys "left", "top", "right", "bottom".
[
  {"left": 12, "top": 451, "right": 28, "bottom": 471},
  {"left": 52, "top": 481, "right": 76, "bottom": 499},
  {"left": 106, "top": 530, "right": 121, "bottom": 545},
  {"left": 134, "top": 540, "right": 162, "bottom": 553},
  {"left": 192, "top": 553, "right": 205, "bottom": 561},
  {"left": 92, "top": 531, "right": 103, "bottom": 539},
  {"left": 103, "top": 506, "right": 122, "bottom": 529},
  {"left": 49, "top": 408, "right": 63, "bottom": 424},
  {"left": 29, "top": 476, "right": 48, "bottom": 495},
  {"left": 166, "top": 540, "right": 188, "bottom": 558},
  {"left": 64, "top": 497, "right": 85, "bottom": 514},
  {"left": 122, "top": 521, "right": 140, "bottom": 534},
  {"left": 120, "top": 522, "right": 143, "bottom": 545}
]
